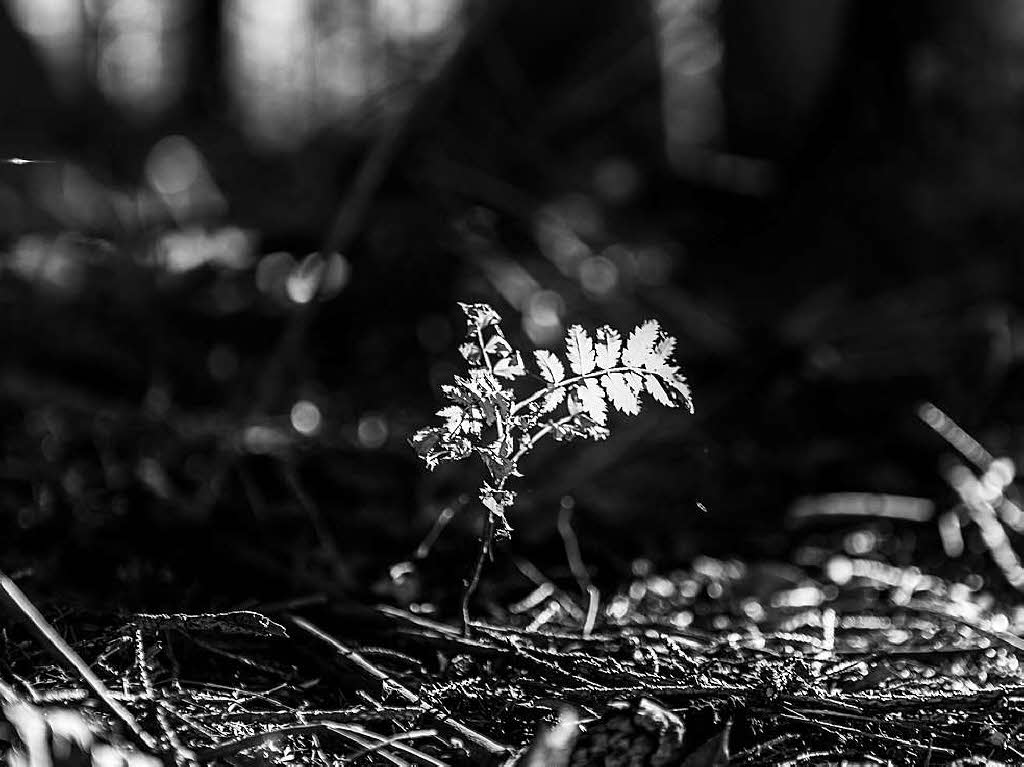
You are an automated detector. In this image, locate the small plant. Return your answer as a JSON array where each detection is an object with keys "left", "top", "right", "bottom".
[{"left": 410, "top": 303, "right": 693, "bottom": 630}]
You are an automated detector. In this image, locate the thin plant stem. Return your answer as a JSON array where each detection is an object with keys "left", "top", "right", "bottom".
[
  {"left": 462, "top": 505, "right": 496, "bottom": 636},
  {"left": 511, "top": 365, "right": 638, "bottom": 415},
  {"left": 513, "top": 415, "right": 576, "bottom": 463}
]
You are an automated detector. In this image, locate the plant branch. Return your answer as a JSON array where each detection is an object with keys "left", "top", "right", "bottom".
[
  {"left": 511, "top": 365, "right": 641, "bottom": 415},
  {"left": 476, "top": 326, "right": 494, "bottom": 375},
  {"left": 513, "top": 415, "right": 576, "bottom": 463}
]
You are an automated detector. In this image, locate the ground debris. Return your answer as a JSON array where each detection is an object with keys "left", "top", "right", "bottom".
[{"left": 3, "top": 552, "right": 1024, "bottom": 765}]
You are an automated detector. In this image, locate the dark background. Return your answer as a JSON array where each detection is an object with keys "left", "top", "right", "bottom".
[{"left": 2, "top": 0, "right": 1024, "bottom": 611}]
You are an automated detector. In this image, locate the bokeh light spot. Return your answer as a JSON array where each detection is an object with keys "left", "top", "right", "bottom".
[
  {"left": 579, "top": 255, "right": 619, "bottom": 299},
  {"left": 291, "top": 400, "right": 322, "bottom": 436},
  {"left": 357, "top": 413, "right": 389, "bottom": 449},
  {"left": 523, "top": 290, "right": 564, "bottom": 345},
  {"left": 146, "top": 135, "right": 201, "bottom": 196}
]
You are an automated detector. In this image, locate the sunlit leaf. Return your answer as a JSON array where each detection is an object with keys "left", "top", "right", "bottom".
[
  {"left": 670, "top": 375, "right": 694, "bottom": 413},
  {"left": 654, "top": 333, "right": 676, "bottom": 364},
  {"left": 539, "top": 387, "right": 566, "bottom": 414},
  {"left": 459, "top": 342, "right": 482, "bottom": 365},
  {"left": 565, "top": 324, "right": 596, "bottom": 375},
  {"left": 485, "top": 333, "right": 513, "bottom": 358},
  {"left": 535, "top": 350, "right": 565, "bottom": 384},
  {"left": 410, "top": 427, "right": 442, "bottom": 458},
  {"left": 442, "top": 383, "right": 472, "bottom": 406},
  {"left": 602, "top": 373, "right": 640, "bottom": 415},
  {"left": 459, "top": 302, "right": 501, "bottom": 334},
  {"left": 436, "top": 405, "right": 464, "bottom": 432},
  {"left": 645, "top": 375, "right": 674, "bottom": 407},
  {"left": 621, "top": 319, "right": 660, "bottom": 368},
  {"left": 576, "top": 379, "right": 607, "bottom": 425},
  {"left": 494, "top": 351, "right": 525, "bottom": 380},
  {"left": 595, "top": 325, "right": 621, "bottom": 370}
]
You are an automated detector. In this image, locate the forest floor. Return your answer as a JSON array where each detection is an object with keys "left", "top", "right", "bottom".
[{"left": 3, "top": 522, "right": 1024, "bottom": 766}]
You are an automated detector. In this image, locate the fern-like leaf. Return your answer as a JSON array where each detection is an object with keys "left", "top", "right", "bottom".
[
  {"left": 645, "top": 375, "right": 674, "bottom": 407},
  {"left": 594, "top": 326, "right": 621, "bottom": 370},
  {"left": 534, "top": 350, "right": 565, "bottom": 384},
  {"left": 621, "top": 320, "right": 660, "bottom": 369},
  {"left": 565, "top": 325, "right": 596, "bottom": 376},
  {"left": 437, "top": 405, "right": 464, "bottom": 431},
  {"left": 539, "top": 387, "right": 566, "bottom": 414},
  {"left": 493, "top": 351, "right": 525, "bottom": 380},
  {"left": 576, "top": 379, "right": 607, "bottom": 425},
  {"left": 484, "top": 333, "right": 513, "bottom": 357},
  {"left": 654, "top": 334, "right": 676, "bottom": 366},
  {"left": 459, "top": 342, "right": 482, "bottom": 365},
  {"left": 602, "top": 373, "right": 640, "bottom": 415},
  {"left": 459, "top": 302, "right": 501, "bottom": 333},
  {"left": 671, "top": 376, "right": 694, "bottom": 414}
]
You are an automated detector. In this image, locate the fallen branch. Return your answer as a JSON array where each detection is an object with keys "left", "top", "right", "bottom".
[
  {"left": 0, "top": 570, "right": 158, "bottom": 751},
  {"left": 287, "top": 614, "right": 509, "bottom": 762},
  {"left": 195, "top": 722, "right": 440, "bottom": 765}
]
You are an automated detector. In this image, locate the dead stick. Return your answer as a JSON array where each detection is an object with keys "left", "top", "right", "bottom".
[
  {"left": 196, "top": 722, "right": 440, "bottom": 765},
  {"left": 287, "top": 615, "right": 509, "bottom": 761},
  {"left": 0, "top": 571, "right": 157, "bottom": 751},
  {"left": 340, "top": 729, "right": 442, "bottom": 766},
  {"left": 557, "top": 502, "right": 599, "bottom": 637}
]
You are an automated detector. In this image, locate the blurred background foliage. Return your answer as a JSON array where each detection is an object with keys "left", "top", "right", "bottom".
[{"left": 3, "top": 0, "right": 1024, "bottom": 609}]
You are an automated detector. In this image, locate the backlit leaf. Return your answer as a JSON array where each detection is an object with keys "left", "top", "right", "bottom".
[
  {"left": 621, "top": 320, "right": 660, "bottom": 369},
  {"left": 654, "top": 333, "right": 676, "bottom": 365},
  {"left": 459, "top": 302, "right": 501, "bottom": 334},
  {"left": 671, "top": 375, "right": 694, "bottom": 414},
  {"left": 485, "top": 333, "right": 513, "bottom": 358},
  {"left": 645, "top": 375, "right": 675, "bottom": 407},
  {"left": 595, "top": 326, "right": 621, "bottom": 370},
  {"left": 576, "top": 379, "right": 607, "bottom": 425},
  {"left": 623, "top": 371, "right": 644, "bottom": 395},
  {"left": 459, "top": 342, "right": 482, "bottom": 365},
  {"left": 442, "top": 383, "right": 471, "bottom": 406},
  {"left": 602, "top": 373, "right": 640, "bottom": 415},
  {"left": 410, "top": 427, "right": 441, "bottom": 458},
  {"left": 436, "top": 405, "right": 464, "bottom": 431},
  {"left": 493, "top": 351, "right": 525, "bottom": 380},
  {"left": 565, "top": 325, "right": 596, "bottom": 375},
  {"left": 539, "top": 387, "right": 565, "bottom": 414},
  {"left": 535, "top": 350, "right": 565, "bottom": 384}
]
